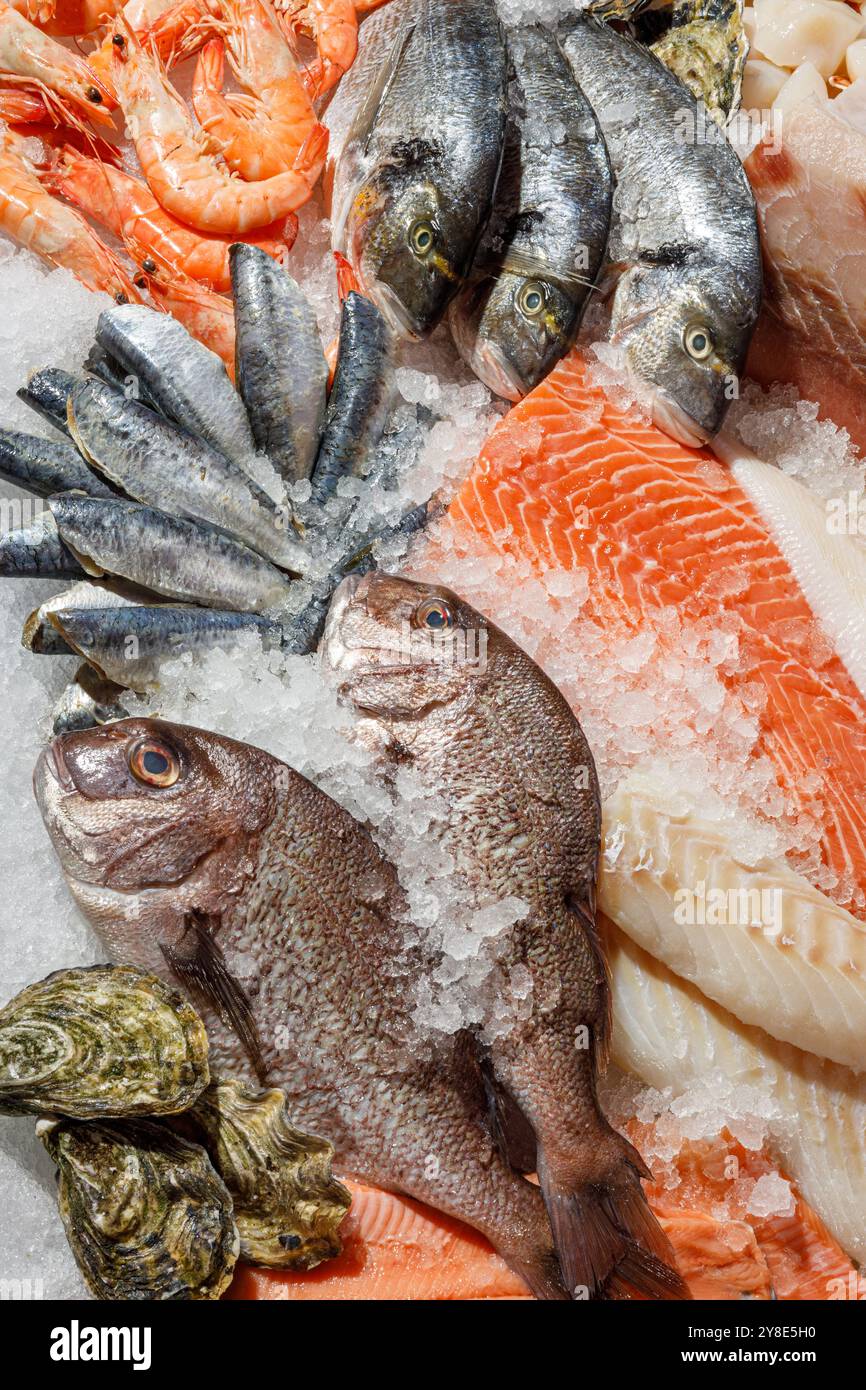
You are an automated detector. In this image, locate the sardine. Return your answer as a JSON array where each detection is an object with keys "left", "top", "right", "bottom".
[
  {"left": 23, "top": 578, "right": 151, "bottom": 656},
  {"left": 322, "top": 574, "right": 688, "bottom": 1300},
  {"left": 95, "top": 304, "right": 264, "bottom": 485},
  {"left": 0, "top": 427, "right": 114, "bottom": 500},
  {"left": 558, "top": 13, "right": 761, "bottom": 444},
  {"left": 330, "top": 0, "right": 508, "bottom": 339},
  {"left": 309, "top": 292, "right": 394, "bottom": 506},
  {"left": 46, "top": 605, "right": 279, "bottom": 690},
  {"left": 67, "top": 380, "right": 301, "bottom": 571},
  {"left": 16, "top": 367, "right": 79, "bottom": 438},
  {"left": 230, "top": 245, "right": 328, "bottom": 484},
  {"left": 0, "top": 510, "right": 85, "bottom": 578},
  {"left": 34, "top": 717, "right": 570, "bottom": 1300},
  {"left": 46, "top": 495, "right": 294, "bottom": 613},
  {"left": 449, "top": 24, "right": 613, "bottom": 400},
  {"left": 52, "top": 664, "right": 130, "bottom": 734}
]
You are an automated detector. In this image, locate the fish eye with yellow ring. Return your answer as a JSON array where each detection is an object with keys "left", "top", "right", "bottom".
[
  {"left": 413, "top": 597, "right": 454, "bottom": 632},
  {"left": 408, "top": 220, "right": 436, "bottom": 258},
  {"left": 516, "top": 280, "right": 547, "bottom": 319},
  {"left": 128, "top": 737, "right": 181, "bottom": 788},
  {"left": 683, "top": 322, "right": 714, "bottom": 362}
]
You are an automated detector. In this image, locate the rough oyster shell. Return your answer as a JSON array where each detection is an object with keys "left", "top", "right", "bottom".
[
  {"left": 0, "top": 964, "right": 209, "bottom": 1118},
  {"left": 39, "top": 1116, "right": 239, "bottom": 1300},
  {"left": 173, "top": 1078, "right": 351, "bottom": 1269}
]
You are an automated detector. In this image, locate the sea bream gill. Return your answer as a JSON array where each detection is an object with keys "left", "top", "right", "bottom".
[
  {"left": 328, "top": 0, "right": 508, "bottom": 339},
  {"left": 557, "top": 11, "right": 762, "bottom": 445},
  {"left": 34, "top": 717, "right": 573, "bottom": 1301},
  {"left": 322, "top": 574, "right": 688, "bottom": 1300},
  {"left": 448, "top": 21, "right": 613, "bottom": 401}
]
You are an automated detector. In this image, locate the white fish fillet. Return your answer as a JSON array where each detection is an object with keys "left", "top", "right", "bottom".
[
  {"left": 714, "top": 435, "right": 866, "bottom": 707},
  {"left": 608, "top": 922, "right": 866, "bottom": 1265},
  {"left": 600, "top": 768, "right": 866, "bottom": 1070}
]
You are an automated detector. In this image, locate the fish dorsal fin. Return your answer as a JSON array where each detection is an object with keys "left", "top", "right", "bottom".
[
  {"left": 350, "top": 17, "right": 417, "bottom": 159},
  {"left": 161, "top": 911, "right": 268, "bottom": 1084}
]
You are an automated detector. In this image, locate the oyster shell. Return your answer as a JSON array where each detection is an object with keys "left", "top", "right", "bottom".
[
  {"left": 39, "top": 1117, "right": 239, "bottom": 1300},
  {"left": 0, "top": 964, "right": 209, "bottom": 1118},
  {"left": 173, "top": 1078, "right": 351, "bottom": 1269},
  {"left": 650, "top": 2, "right": 748, "bottom": 126}
]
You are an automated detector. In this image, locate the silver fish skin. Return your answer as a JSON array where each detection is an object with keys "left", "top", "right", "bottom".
[
  {"left": 449, "top": 23, "right": 613, "bottom": 401},
  {"left": 47, "top": 495, "right": 294, "bottom": 613},
  {"left": 52, "top": 664, "right": 130, "bottom": 733},
  {"left": 0, "top": 427, "right": 114, "bottom": 500},
  {"left": 309, "top": 292, "right": 394, "bottom": 507},
  {"left": 95, "top": 305, "right": 264, "bottom": 485},
  {"left": 48, "top": 605, "right": 278, "bottom": 690},
  {"left": 67, "top": 380, "right": 301, "bottom": 571},
  {"left": 331, "top": 0, "right": 508, "bottom": 339},
  {"left": 23, "top": 579, "right": 148, "bottom": 655},
  {"left": 558, "top": 13, "right": 761, "bottom": 444},
  {"left": 230, "top": 245, "right": 328, "bottom": 485},
  {"left": 17, "top": 368, "right": 79, "bottom": 438},
  {"left": 0, "top": 510, "right": 85, "bottom": 578},
  {"left": 34, "top": 717, "right": 569, "bottom": 1300}
]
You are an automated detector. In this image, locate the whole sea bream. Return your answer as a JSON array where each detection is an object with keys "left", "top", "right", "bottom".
[
  {"left": 323, "top": 574, "right": 688, "bottom": 1299},
  {"left": 449, "top": 22, "right": 613, "bottom": 400},
  {"left": 558, "top": 12, "right": 761, "bottom": 444},
  {"left": 34, "top": 718, "right": 570, "bottom": 1300},
  {"left": 329, "top": 0, "right": 508, "bottom": 339}
]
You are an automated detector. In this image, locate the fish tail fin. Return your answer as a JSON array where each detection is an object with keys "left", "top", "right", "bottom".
[{"left": 538, "top": 1134, "right": 691, "bottom": 1301}]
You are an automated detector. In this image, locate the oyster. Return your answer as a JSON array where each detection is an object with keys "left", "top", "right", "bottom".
[
  {"left": 586, "top": 2, "right": 748, "bottom": 125},
  {"left": 39, "top": 1117, "right": 239, "bottom": 1300},
  {"left": 0, "top": 964, "right": 209, "bottom": 1118},
  {"left": 173, "top": 1078, "right": 351, "bottom": 1269},
  {"left": 650, "top": 1, "right": 748, "bottom": 126}
]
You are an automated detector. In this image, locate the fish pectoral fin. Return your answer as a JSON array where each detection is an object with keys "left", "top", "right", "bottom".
[
  {"left": 481, "top": 1061, "right": 538, "bottom": 1175},
  {"left": 161, "top": 911, "right": 268, "bottom": 1085},
  {"left": 349, "top": 16, "right": 417, "bottom": 160},
  {"left": 565, "top": 889, "right": 612, "bottom": 1071}
]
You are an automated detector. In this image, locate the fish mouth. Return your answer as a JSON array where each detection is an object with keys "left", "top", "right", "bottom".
[
  {"left": 321, "top": 572, "right": 365, "bottom": 672},
  {"left": 470, "top": 342, "right": 526, "bottom": 403},
  {"left": 649, "top": 389, "right": 712, "bottom": 449},
  {"left": 366, "top": 282, "right": 424, "bottom": 341}
]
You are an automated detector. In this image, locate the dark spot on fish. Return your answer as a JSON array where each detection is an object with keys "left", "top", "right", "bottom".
[
  {"left": 278, "top": 1234, "right": 302, "bottom": 1250},
  {"left": 383, "top": 138, "right": 444, "bottom": 175},
  {"left": 639, "top": 243, "right": 694, "bottom": 270},
  {"left": 86, "top": 87, "right": 102, "bottom": 104}
]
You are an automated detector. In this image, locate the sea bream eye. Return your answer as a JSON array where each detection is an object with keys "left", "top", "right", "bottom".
[
  {"left": 408, "top": 220, "right": 436, "bottom": 257},
  {"left": 516, "top": 281, "right": 546, "bottom": 319},
  {"left": 128, "top": 738, "right": 180, "bottom": 788},
  {"left": 684, "top": 323, "right": 714, "bottom": 361},
  {"left": 413, "top": 597, "right": 454, "bottom": 631}
]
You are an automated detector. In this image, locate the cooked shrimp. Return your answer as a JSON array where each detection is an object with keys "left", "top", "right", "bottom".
[
  {"left": 0, "top": 122, "right": 139, "bottom": 300},
  {"left": 189, "top": 0, "right": 319, "bottom": 182},
  {"left": 276, "top": 0, "right": 356, "bottom": 96},
  {"left": 147, "top": 265, "right": 235, "bottom": 368},
  {"left": 43, "top": 143, "right": 295, "bottom": 290},
  {"left": 88, "top": 0, "right": 183, "bottom": 78},
  {"left": 9, "top": 0, "right": 120, "bottom": 37},
  {"left": 0, "top": 3, "right": 116, "bottom": 126},
  {"left": 110, "top": 18, "right": 327, "bottom": 233},
  {"left": 0, "top": 79, "right": 44, "bottom": 119}
]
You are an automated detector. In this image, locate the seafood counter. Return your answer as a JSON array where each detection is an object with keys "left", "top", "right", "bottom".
[{"left": 1, "top": 0, "right": 866, "bottom": 1303}]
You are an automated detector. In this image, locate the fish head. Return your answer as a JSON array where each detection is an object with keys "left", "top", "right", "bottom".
[
  {"left": 449, "top": 268, "right": 582, "bottom": 401},
  {"left": 323, "top": 573, "right": 491, "bottom": 721},
  {"left": 347, "top": 144, "right": 468, "bottom": 339},
  {"left": 34, "top": 718, "right": 278, "bottom": 965},
  {"left": 611, "top": 260, "right": 756, "bottom": 445}
]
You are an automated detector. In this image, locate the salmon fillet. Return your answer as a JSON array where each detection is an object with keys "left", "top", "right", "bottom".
[{"left": 446, "top": 349, "right": 866, "bottom": 913}]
